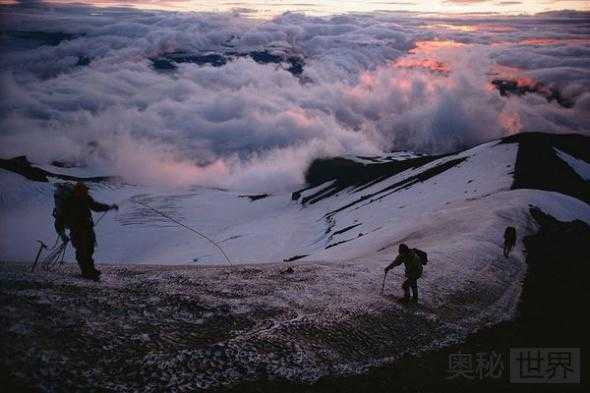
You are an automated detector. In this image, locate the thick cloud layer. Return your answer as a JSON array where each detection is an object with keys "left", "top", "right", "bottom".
[{"left": 1, "top": 4, "right": 589, "bottom": 190}]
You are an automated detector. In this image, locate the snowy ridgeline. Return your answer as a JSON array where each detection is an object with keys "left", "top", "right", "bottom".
[{"left": 2, "top": 138, "right": 589, "bottom": 268}]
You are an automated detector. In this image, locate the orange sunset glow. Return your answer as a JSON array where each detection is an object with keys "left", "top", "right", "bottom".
[{"left": 4, "top": 0, "right": 589, "bottom": 17}]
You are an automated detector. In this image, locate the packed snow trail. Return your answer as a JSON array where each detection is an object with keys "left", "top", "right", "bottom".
[{"left": 0, "top": 254, "right": 522, "bottom": 391}]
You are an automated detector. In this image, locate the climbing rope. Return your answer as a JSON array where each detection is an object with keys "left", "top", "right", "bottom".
[{"left": 133, "top": 199, "right": 233, "bottom": 267}]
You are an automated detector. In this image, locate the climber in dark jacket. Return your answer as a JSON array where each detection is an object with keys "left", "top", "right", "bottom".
[
  {"left": 54, "top": 182, "right": 118, "bottom": 280},
  {"left": 385, "top": 244, "right": 424, "bottom": 302}
]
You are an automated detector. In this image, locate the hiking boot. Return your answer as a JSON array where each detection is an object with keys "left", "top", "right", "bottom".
[{"left": 81, "top": 269, "right": 101, "bottom": 281}]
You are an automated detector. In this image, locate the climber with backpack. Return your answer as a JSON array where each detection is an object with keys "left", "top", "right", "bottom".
[
  {"left": 53, "top": 182, "right": 118, "bottom": 280},
  {"left": 383, "top": 243, "right": 428, "bottom": 302}
]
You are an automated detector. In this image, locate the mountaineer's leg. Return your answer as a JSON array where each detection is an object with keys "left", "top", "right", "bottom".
[
  {"left": 401, "top": 279, "right": 410, "bottom": 300},
  {"left": 411, "top": 279, "right": 418, "bottom": 301},
  {"left": 70, "top": 228, "right": 91, "bottom": 276},
  {"left": 86, "top": 229, "right": 100, "bottom": 277},
  {"left": 71, "top": 228, "right": 99, "bottom": 279}
]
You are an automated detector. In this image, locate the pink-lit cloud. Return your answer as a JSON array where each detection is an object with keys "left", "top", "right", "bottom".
[{"left": 1, "top": 3, "right": 589, "bottom": 190}]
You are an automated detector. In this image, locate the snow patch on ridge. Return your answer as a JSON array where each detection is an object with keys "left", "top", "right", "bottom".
[{"left": 555, "top": 148, "right": 590, "bottom": 181}]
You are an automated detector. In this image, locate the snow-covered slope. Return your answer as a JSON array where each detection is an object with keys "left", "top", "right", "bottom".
[
  {"left": 2, "top": 133, "right": 588, "bottom": 268},
  {"left": 2, "top": 132, "right": 589, "bottom": 388}
]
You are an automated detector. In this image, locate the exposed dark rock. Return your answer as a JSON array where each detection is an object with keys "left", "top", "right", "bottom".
[
  {"left": 301, "top": 132, "right": 589, "bottom": 211},
  {"left": 0, "top": 156, "right": 48, "bottom": 182},
  {"left": 151, "top": 50, "right": 305, "bottom": 77},
  {"left": 238, "top": 194, "right": 270, "bottom": 202},
  {"left": 300, "top": 155, "right": 444, "bottom": 205},
  {"left": 325, "top": 157, "right": 467, "bottom": 215},
  {"left": 156, "top": 52, "right": 228, "bottom": 68},
  {"left": 355, "top": 155, "right": 385, "bottom": 163},
  {"left": 0, "top": 156, "right": 112, "bottom": 183},
  {"left": 51, "top": 160, "right": 82, "bottom": 169},
  {"left": 325, "top": 239, "right": 351, "bottom": 249},
  {"left": 282, "top": 255, "right": 307, "bottom": 263},
  {"left": 249, "top": 50, "right": 282, "bottom": 64},
  {"left": 4, "top": 30, "right": 79, "bottom": 46},
  {"left": 502, "top": 132, "right": 590, "bottom": 204},
  {"left": 286, "top": 56, "right": 304, "bottom": 76},
  {"left": 491, "top": 79, "right": 574, "bottom": 108},
  {"left": 331, "top": 223, "right": 362, "bottom": 237},
  {"left": 301, "top": 183, "right": 340, "bottom": 205},
  {"left": 76, "top": 56, "right": 91, "bottom": 66},
  {"left": 305, "top": 157, "right": 372, "bottom": 187},
  {"left": 152, "top": 58, "right": 177, "bottom": 70},
  {"left": 519, "top": 206, "right": 590, "bottom": 339}
]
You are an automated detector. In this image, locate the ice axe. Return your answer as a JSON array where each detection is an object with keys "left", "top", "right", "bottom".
[{"left": 31, "top": 240, "right": 48, "bottom": 272}]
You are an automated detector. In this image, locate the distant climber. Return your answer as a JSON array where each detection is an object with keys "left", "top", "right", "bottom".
[
  {"left": 53, "top": 182, "right": 118, "bottom": 280},
  {"left": 384, "top": 244, "right": 427, "bottom": 302},
  {"left": 503, "top": 226, "right": 517, "bottom": 257}
]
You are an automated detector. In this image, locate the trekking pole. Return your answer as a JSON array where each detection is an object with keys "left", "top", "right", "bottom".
[
  {"left": 40, "top": 242, "right": 63, "bottom": 270},
  {"left": 381, "top": 271, "right": 388, "bottom": 294},
  {"left": 56, "top": 241, "right": 68, "bottom": 267},
  {"left": 31, "top": 240, "right": 48, "bottom": 272},
  {"left": 95, "top": 211, "right": 109, "bottom": 226},
  {"left": 44, "top": 241, "right": 67, "bottom": 271},
  {"left": 133, "top": 199, "right": 233, "bottom": 267}
]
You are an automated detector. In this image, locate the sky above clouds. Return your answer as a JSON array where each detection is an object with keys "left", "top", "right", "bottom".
[
  {"left": 3, "top": 1, "right": 590, "bottom": 16},
  {"left": 0, "top": 2, "right": 589, "bottom": 190}
]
